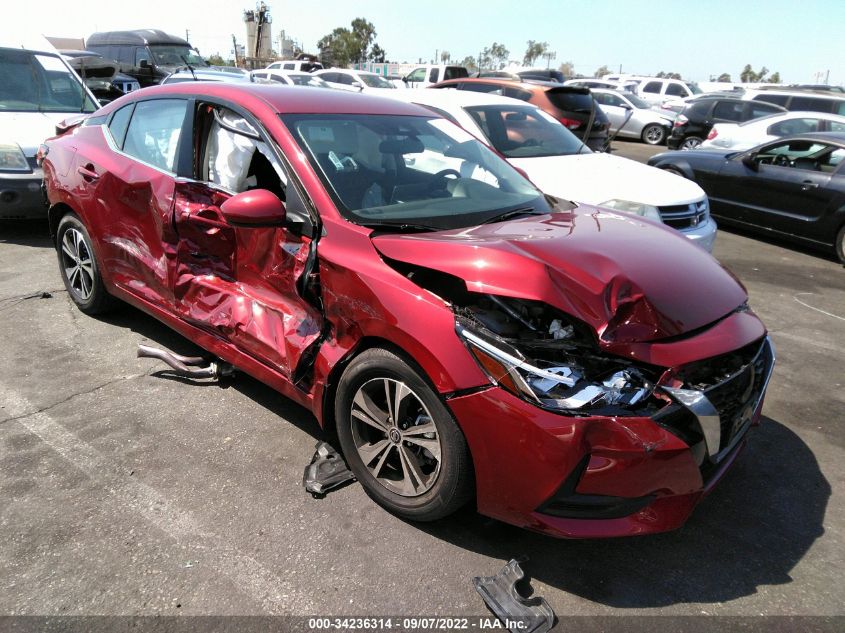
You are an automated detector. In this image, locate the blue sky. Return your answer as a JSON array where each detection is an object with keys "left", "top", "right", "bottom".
[{"left": 4, "top": 0, "right": 843, "bottom": 84}]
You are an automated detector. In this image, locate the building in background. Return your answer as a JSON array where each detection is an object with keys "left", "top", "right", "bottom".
[{"left": 243, "top": 1, "right": 273, "bottom": 68}]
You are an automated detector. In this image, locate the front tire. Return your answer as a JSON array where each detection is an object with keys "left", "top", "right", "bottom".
[
  {"left": 56, "top": 214, "right": 116, "bottom": 315},
  {"left": 641, "top": 123, "right": 667, "bottom": 145},
  {"left": 836, "top": 225, "right": 845, "bottom": 264},
  {"left": 335, "top": 348, "right": 473, "bottom": 521}
]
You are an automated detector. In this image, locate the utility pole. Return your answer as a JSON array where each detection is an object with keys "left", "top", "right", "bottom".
[
  {"left": 185, "top": 29, "right": 190, "bottom": 43},
  {"left": 232, "top": 34, "right": 240, "bottom": 67}
]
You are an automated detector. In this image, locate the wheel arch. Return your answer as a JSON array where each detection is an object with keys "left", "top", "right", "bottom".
[
  {"left": 48, "top": 202, "right": 78, "bottom": 244},
  {"left": 319, "top": 335, "right": 458, "bottom": 439}
]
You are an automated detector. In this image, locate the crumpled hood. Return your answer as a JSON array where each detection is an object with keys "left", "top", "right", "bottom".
[
  {"left": 510, "top": 152, "right": 706, "bottom": 207},
  {"left": 372, "top": 206, "right": 747, "bottom": 344},
  {"left": 0, "top": 112, "right": 69, "bottom": 156}
]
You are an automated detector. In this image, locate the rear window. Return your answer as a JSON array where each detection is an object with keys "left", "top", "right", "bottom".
[
  {"left": 546, "top": 90, "right": 594, "bottom": 112},
  {"left": 713, "top": 100, "right": 744, "bottom": 121},
  {"left": 444, "top": 66, "right": 468, "bottom": 81},
  {"left": 754, "top": 94, "right": 789, "bottom": 107},
  {"left": 788, "top": 96, "right": 835, "bottom": 114}
]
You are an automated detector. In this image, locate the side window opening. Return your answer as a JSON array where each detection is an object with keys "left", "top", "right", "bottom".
[{"left": 201, "top": 105, "right": 288, "bottom": 202}]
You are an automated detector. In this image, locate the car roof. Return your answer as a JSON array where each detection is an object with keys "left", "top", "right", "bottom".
[
  {"left": 87, "top": 30, "right": 190, "bottom": 47},
  {"left": 435, "top": 77, "right": 543, "bottom": 91},
  {"left": 781, "top": 131, "right": 845, "bottom": 143},
  {"left": 391, "top": 89, "right": 529, "bottom": 109},
  {"left": 107, "top": 83, "right": 432, "bottom": 116},
  {"left": 0, "top": 35, "right": 62, "bottom": 55}
]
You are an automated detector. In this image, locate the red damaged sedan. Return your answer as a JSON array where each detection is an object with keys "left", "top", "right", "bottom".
[{"left": 41, "top": 84, "right": 774, "bottom": 538}]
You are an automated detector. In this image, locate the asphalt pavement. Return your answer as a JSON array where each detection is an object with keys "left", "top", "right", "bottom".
[{"left": 1, "top": 139, "right": 842, "bottom": 629}]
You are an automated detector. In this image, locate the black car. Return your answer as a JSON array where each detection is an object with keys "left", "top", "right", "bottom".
[
  {"left": 648, "top": 132, "right": 845, "bottom": 261},
  {"left": 87, "top": 30, "right": 208, "bottom": 87},
  {"left": 516, "top": 68, "right": 565, "bottom": 83},
  {"left": 668, "top": 98, "right": 786, "bottom": 150}
]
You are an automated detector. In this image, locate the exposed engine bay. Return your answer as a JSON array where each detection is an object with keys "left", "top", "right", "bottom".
[{"left": 389, "top": 259, "right": 664, "bottom": 416}]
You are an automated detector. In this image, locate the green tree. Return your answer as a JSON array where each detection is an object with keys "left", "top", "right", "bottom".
[
  {"left": 769, "top": 71, "right": 781, "bottom": 83},
  {"left": 717, "top": 72, "right": 732, "bottom": 82},
  {"left": 205, "top": 53, "right": 229, "bottom": 66},
  {"left": 350, "top": 18, "right": 376, "bottom": 62},
  {"left": 558, "top": 61, "right": 575, "bottom": 78},
  {"left": 317, "top": 18, "right": 380, "bottom": 67},
  {"left": 523, "top": 40, "right": 548, "bottom": 66},
  {"left": 440, "top": 50, "right": 450, "bottom": 64},
  {"left": 594, "top": 64, "right": 610, "bottom": 78},
  {"left": 460, "top": 55, "right": 478, "bottom": 73},
  {"left": 656, "top": 71, "right": 682, "bottom": 79},
  {"left": 370, "top": 43, "right": 386, "bottom": 63},
  {"left": 740, "top": 64, "right": 771, "bottom": 82},
  {"left": 488, "top": 42, "right": 509, "bottom": 69},
  {"left": 478, "top": 47, "right": 492, "bottom": 70}
]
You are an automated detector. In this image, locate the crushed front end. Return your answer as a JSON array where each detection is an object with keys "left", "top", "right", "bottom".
[{"left": 444, "top": 292, "right": 774, "bottom": 538}]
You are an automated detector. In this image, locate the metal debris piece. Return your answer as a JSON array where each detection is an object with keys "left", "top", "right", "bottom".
[
  {"left": 137, "top": 343, "right": 235, "bottom": 379},
  {"left": 473, "top": 559, "right": 555, "bottom": 633},
  {"left": 303, "top": 441, "right": 356, "bottom": 497}
]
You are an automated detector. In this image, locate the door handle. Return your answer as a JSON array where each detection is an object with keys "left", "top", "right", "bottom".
[
  {"left": 77, "top": 164, "right": 99, "bottom": 181},
  {"left": 801, "top": 180, "right": 819, "bottom": 191}
]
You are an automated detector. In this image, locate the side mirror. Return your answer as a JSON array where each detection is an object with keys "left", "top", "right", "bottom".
[
  {"left": 741, "top": 153, "right": 759, "bottom": 171},
  {"left": 220, "top": 189, "right": 286, "bottom": 227},
  {"left": 402, "top": 75, "right": 409, "bottom": 83},
  {"left": 139, "top": 59, "right": 150, "bottom": 69}
]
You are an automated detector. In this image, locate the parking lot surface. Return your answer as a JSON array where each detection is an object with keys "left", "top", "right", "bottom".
[{"left": 1, "top": 140, "right": 843, "bottom": 625}]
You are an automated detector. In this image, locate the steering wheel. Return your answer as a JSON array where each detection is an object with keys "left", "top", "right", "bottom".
[
  {"left": 773, "top": 154, "right": 792, "bottom": 167},
  {"left": 430, "top": 168, "right": 461, "bottom": 192},
  {"left": 432, "top": 168, "right": 461, "bottom": 181}
]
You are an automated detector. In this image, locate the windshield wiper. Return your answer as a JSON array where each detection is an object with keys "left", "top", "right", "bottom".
[
  {"left": 362, "top": 221, "right": 443, "bottom": 233},
  {"left": 481, "top": 207, "right": 542, "bottom": 225}
]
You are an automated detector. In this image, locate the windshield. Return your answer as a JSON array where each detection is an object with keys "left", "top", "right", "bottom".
[
  {"left": 0, "top": 49, "right": 97, "bottom": 113},
  {"left": 149, "top": 45, "right": 207, "bottom": 67},
  {"left": 625, "top": 93, "right": 650, "bottom": 109},
  {"left": 359, "top": 74, "right": 394, "bottom": 89},
  {"left": 288, "top": 73, "right": 330, "bottom": 88},
  {"left": 282, "top": 113, "right": 551, "bottom": 230},
  {"left": 687, "top": 81, "right": 702, "bottom": 95},
  {"left": 465, "top": 105, "right": 590, "bottom": 158}
]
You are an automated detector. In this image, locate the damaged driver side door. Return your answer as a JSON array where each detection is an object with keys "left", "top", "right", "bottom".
[{"left": 172, "top": 102, "right": 323, "bottom": 380}]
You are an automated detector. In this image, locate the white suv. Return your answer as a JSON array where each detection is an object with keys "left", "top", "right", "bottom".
[{"left": 636, "top": 77, "right": 704, "bottom": 105}]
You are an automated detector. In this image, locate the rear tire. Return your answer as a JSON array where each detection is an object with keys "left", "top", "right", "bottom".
[
  {"left": 56, "top": 214, "right": 116, "bottom": 315},
  {"left": 681, "top": 136, "right": 703, "bottom": 150},
  {"left": 836, "top": 225, "right": 845, "bottom": 264},
  {"left": 641, "top": 123, "right": 667, "bottom": 145},
  {"left": 335, "top": 347, "right": 473, "bottom": 522}
]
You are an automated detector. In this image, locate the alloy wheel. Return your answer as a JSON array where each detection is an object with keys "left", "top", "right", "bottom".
[
  {"left": 682, "top": 137, "right": 702, "bottom": 150},
  {"left": 60, "top": 228, "right": 95, "bottom": 301},
  {"left": 349, "top": 377, "right": 442, "bottom": 497}
]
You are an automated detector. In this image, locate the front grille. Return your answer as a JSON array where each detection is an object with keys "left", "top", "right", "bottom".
[
  {"left": 658, "top": 200, "right": 708, "bottom": 230},
  {"left": 704, "top": 338, "right": 773, "bottom": 449}
]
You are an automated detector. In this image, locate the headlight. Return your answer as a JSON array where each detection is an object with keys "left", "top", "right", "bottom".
[
  {"left": 456, "top": 320, "right": 653, "bottom": 414},
  {"left": 600, "top": 199, "right": 662, "bottom": 223},
  {"left": 0, "top": 144, "right": 30, "bottom": 171}
]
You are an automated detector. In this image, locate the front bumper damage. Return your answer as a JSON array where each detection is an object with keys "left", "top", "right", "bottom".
[{"left": 447, "top": 337, "right": 774, "bottom": 539}]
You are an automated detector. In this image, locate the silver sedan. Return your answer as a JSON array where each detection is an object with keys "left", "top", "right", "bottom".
[{"left": 591, "top": 88, "right": 675, "bottom": 145}]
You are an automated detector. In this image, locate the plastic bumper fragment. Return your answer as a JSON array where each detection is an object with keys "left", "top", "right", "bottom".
[
  {"left": 303, "top": 441, "right": 356, "bottom": 497},
  {"left": 473, "top": 559, "right": 555, "bottom": 633}
]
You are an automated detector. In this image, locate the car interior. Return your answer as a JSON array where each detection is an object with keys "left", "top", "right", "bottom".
[{"left": 755, "top": 140, "right": 844, "bottom": 172}]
